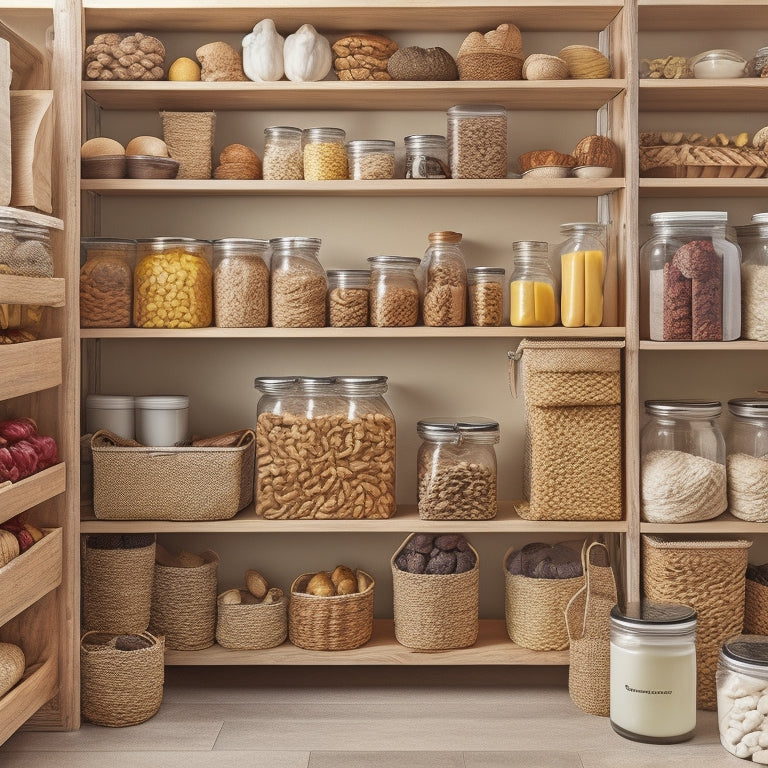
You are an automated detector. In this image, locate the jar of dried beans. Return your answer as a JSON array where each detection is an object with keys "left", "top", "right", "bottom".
[
  {"left": 556, "top": 223, "right": 606, "bottom": 328},
  {"left": 367, "top": 255, "right": 420, "bottom": 327},
  {"left": 640, "top": 211, "right": 741, "bottom": 341},
  {"left": 79, "top": 238, "right": 136, "bottom": 328},
  {"left": 302, "top": 127, "right": 348, "bottom": 181},
  {"left": 420, "top": 231, "right": 467, "bottom": 327},
  {"left": 416, "top": 417, "right": 499, "bottom": 520},
  {"left": 726, "top": 397, "right": 768, "bottom": 522},
  {"left": 263, "top": 126, "right": 303, "bottom": 180},
  {"left": 446, "top": 104, "right": 508, "bottom": 179},
  {"left": 404, "top": 134, "right": 449, "bottom": 179},
  {"left": 735, "top": 213, "right": 768, "bottom": 341},
  {"left": 468, "top": 267, "right": 505, "bottom": 326},
  {"left": 269, "top": 236, "right": 327, "bottom": 328},
  {"left": 347, "top": 140, "right": 396, "bottom": 180},
  {"left": 326, "top": 269, "right": 369, "bottom": 327},
  {"left": 212, "top": 238, "right": 270, "bottom": 328},
  {"left": 509, "top": 241, "right": 557, "bottom": 327}
]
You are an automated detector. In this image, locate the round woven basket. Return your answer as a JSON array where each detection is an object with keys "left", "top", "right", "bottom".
[
  {"left": 0, "top": 642, "right": 25, "bottom": 698},
  {"left": 457, "top": 53, "right": 523, "bottom": 81},
  {"left": 288, "top": 571, "right": 374, "bottom": 651},
  {"left": 80, "top": 631, "right": 164, "bottom": 727},
  {"left": 149, "top": 550, "right": 219, "bottom": 651},
  {"left": 216, "top": 592, "right": 288, "bottom": 650},
  {"left": 161, "top": 110, "right": 215, "bottom": 179},
  {"left": 745, "top": 578, "right": 768, "bottom": 635}
]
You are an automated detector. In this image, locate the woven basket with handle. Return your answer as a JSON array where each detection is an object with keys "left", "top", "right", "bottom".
[{"left": 216, "top": 592, "right": 287, "bottom": 650}]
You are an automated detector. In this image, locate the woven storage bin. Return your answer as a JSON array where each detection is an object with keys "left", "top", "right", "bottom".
[
  {"left": 91, "top": 429, "right": 255, "bottom": 520},
  {"left": 289, "top": 570, "right": 374, "bottom": 651},
  {"left": 161, "top": 110, "right": 215, "bottom": 179},
  {"left": 513, "top": 339, "right": 624, "bottom": 521},
  {"left": 744, "top": 578, "right": 768, "bottom": 635},
  {"left": 80, "top": 631, "right": 164, "bottom": 727},
  {"left": 642, "top": 535, "right": 751, "bottom": 711},
  {"left": 457, "top": 53, "right": 523, "bottom": 80},
  {"left": 392, "top": 534, "right": 479, "bottom": 650},
  {"left": 150, "top": 550, "right": 219, "bottom": 650},
  {"left": 81, "top": 535, "right": 155, "bottom": 633},
  {"left": 216, "top": 591, "right": 288, "bottom": 650}
]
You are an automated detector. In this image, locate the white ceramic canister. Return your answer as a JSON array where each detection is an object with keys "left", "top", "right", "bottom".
[
  {"left": 134, "top": 395, "right": 189, "bottom": 446},
  {"left": 85, "top": 394, "right": 136, "bottom": 440}
]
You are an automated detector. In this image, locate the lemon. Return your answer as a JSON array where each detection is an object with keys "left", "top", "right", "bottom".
[{"left": 168, "top": 57, "right": 201, "bottom": 81}]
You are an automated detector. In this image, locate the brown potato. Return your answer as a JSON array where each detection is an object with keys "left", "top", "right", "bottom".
[{"left": 306, "top": 571, "right": 335, "bottom": 597}]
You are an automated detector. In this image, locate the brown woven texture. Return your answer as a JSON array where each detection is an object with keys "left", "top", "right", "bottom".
[
  {"left": 91, "top": 430, "right": 254, "bottom": 521},
  {"left": 150, "top": 551, "right": 219, "bottom": 650},
  {"left": 289, "top": 570, "right": 374, "bottom": 651},
  {"left": 642, "top": 535, "right": 751, "bottom": 710},
  {"left": 744, "top": 579, "right": 768, "bottom": 635},
  {"left": 565, "top": 541, "right": 617, "bottom": 717},
  {"left": 81, "top": 538, "right": 155, "bottom": 633},
  {"left": 216, "top": 594, "right": 288, "bottom": 650},
  {"left": 161, "top": 111, "right": 215, "bottom": 179},
  {"left": 80, "top": 631, "right": 164, "bottom": 728},
  {"left": 0, "top": 643, "right": 25, "bottom": 698},
  {"left": 457, "top": 53, "right": 523, "bottom": 80},
  {"left": 391, "top": 534, "right": 479, "bottom": 650}
]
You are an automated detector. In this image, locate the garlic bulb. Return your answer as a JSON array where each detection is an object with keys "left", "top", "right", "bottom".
[
  {"left": 283, "top": 24, "right": 332, "bottom": 82},
  {"left": 242, "top": 18, "right": 284, "bottom": 82}
]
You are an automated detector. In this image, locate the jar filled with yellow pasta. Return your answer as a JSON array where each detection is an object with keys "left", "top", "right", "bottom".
[
  {"left": 555, "top": 222, "right": 606, "bottom": 328},
  {"left": 509, "top": 241, "right": 557, "bottom": 327},
  {"left": 133, "top": 238, "right": 213, "bottom": 328}
]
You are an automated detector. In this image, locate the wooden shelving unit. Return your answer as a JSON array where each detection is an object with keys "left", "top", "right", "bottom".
[
  {"left": 639, "top": 179, "right": 768, "bottom": 198},
  {"left": 639, "top": 79, "right": 768, "bottom": 112},
  {"left": 638, "top": 0, "right": 768, "bottom": 29}
]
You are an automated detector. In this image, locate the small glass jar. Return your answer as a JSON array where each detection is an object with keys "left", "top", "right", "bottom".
[
  {"left": 302, "top": 127, "right": 348, "bottom": 181},
  {"left": 404, "top": 134, "right": 449, "bottom": 179},
  {"left": 79, "top": 238, "right": 136, "bottom": 328},
  {"left": 726, "top": 397, "right": 768, "bottom": 522},
  {"left": 556, "top": 222, "right": 606, "bottom": 328},
  {"left": 0, "top": 219, "right": 54, "bottom": 278},
  {"left": 263, "top": 126, "right": 304, "bottom": 180},
  {"left": 640, "top": 400, "right": 727, "bottom": 523},
  {"left": 467, "top": 267, "right": 505, "bottom": 327},
  {"left": 212, "top": 238, "right": 270, "bottom": 328},
  {"left": 347, "top": 140, "right": 396, "bottom": 180},
  {"left": 610, "top": 600, "right": 697, "bottom": 744},
  {"left": 269, "top": 236, "right": 327, "bottom": 328},
  {"left": 367, "top": 255, "right": 420, "bottom": 327},
  {"left": 326, "top": 269, "right": 369, "bottom": 327},
  {"left": 736, "top": 213, "right": 768, "bottom": 341},
  {"left": 640, "top": 211, "right": 741, "bottom": 341},
  {"left": 446, "top": 104, "right": 507, "bottom": 179},
  {"left": 421, "top": 230, "right": 467, "bottom": 327},
  {"left": 509, "top": 241, "right": 557, "bottom": 327},
  {"left": 749, "top": 46, "right": 768, "bottom": 77},
  {"left": 690, "top": 49, "right": 747, "bottom": 79},
  {"left": 133, "top": 238, "right": 213, "bottom": 329},
  {"left": 416, "top": 417, "right": 499, "bottom": 520}
]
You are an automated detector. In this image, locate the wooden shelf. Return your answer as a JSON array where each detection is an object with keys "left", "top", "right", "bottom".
[
  {"left": 641, "top": 513, "right": 768, "bottom": 534},
  {"left": 0, "top": 339, "right": 62, "bottom": 401},
  {"left": 639, "top": 79, "right": 768, "bottom": 112},
  {"left": 0, "top": 656, "right": 57, "bottom": 746},
  {"left": 639, "top": 0, "right": 768, "bottom": 29},
  {"left": 639, "top": 340, "right": 768, "bottom": 350},
  {"left": 0, "top": 275, "right": 65, "bottom": 307},
  {"left": 0, "top": 465, "right": 66, "bottom": 526},
  {"left": 0, "top": 206, "right": 63, "bottom": 231},
  {"left": 639, "top": 179, "right": 768, "bottom": 198},
  {"left": 164, "top": 619, "right": 570, "bottom": 665}
]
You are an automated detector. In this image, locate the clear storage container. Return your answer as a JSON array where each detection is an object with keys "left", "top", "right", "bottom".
[
  {"left": 212, "top": 238, "right": 270, "bottom": 328},
  {"left": 0, "top": 217, "right": 54, "bottom": 277},
  {"left": 263, "top": 126, "right": 303, "bottom": 180},
  {"left": 421, "top": 230, "right": 467, "bottom": 327},
  {"left": 509, "top": 240, "right": 557, "bottom": 327},
  {"left": 326, "top": 269, "right": 369, "bottom": 327},
  {"left": 302, "top": 127, "right": 348, "bottom": 181},
  {"left": 367, "top": 255, "right": 420, "bottom": 327},
  {"left": 447, "top": 104, "right": 507, "bottom": 179},
  {"left": 749, "top": 46, "right": 768, "bottom": 76},
  {"left": 404, "top": 134, "right": 449, "bottom": 179},
  {"left": 726, "top": 397, "right": 768, "bottom": 522},
  {"left": 736, "top": 213, "right": 768, "bottom": 341},
  {"left": 640, "top": 211, "right": 741, "bottom": 341},
  {"left": 269, "top": 236, "right": 327, "bottom": 328},
  {"left": 556, "top": 223, "right": 606, "bottom": 328},
  {"left": 347, "top": 140, "right": 395, "bottom": 180},
  {"left": 79, "top": 238, "right": 136, "bottom": 328},
  {"left": 134, "top": 395, "right": 189, "bottom": 446},
  {"left": 467, "top": 267, "right": 505, "bottom": 327}
]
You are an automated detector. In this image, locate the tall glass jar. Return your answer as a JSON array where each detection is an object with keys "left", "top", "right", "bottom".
[
  {"left": 509, "top": 240, "right": 557, "bottom": 327},
  {"left": 421, "top": 230, "right": 467, "bottom": 327},
  {"left": 263, "top": 126, "right": 303, "bottom": 180},
  {"left": 640, "top": 400, "right": 727, "bottom": 523},
  {"left": 556, "top": 222, "right": 606, "bottom": 328},
  {"left": 416, "top": 417, "right": 499, "bottom": 520},
  {"left": 302, "top": 127, "right": 348, "bottom": 180},
  {"left": 326, "top": 269, "right": 369, "bottom": 327},
  {"left": 736, "top": 213, "right": 768, "bottom": 341},
  {"left": 79, "top": 238, "right": 136, "bottom": 328},
  {"left": 726, "top": 397, "right": 768, "bottom": 522},
  {"left": 467, "top": 266, "right": 505, "bottom": 327},
  {"left": 212, "top": 238, "right": 270, "bottom": 328},
  {"left": 269, "top": 236, "right": 327, "bottom": 328},
  {"left": 404, "top": 134, "right": 449, "bottom": 179},
  {"left": 347, "top": 140, "right": 396, "bottom": 180},
  {"left": 367, "top": 255, "right": 420, "bottom": 327},
  {"left": 640, "top": 211, "right": 741, "bottom": 341},
  {"left": 447, "top": 104, "right": 508, "bottom": 179},
  {"left": 610, "top": 601, "right": 697, "bottom": 744}
]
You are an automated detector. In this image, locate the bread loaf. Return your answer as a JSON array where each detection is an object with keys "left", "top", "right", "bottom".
[{"left": 306, "top": 571, "right": 335, "bottom": 596}]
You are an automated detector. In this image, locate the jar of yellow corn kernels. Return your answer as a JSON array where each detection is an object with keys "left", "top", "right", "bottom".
[
  {"left": 133, "top": 238, "right": 213, "bottom": 328},
  {"left": 302, "top": 127, "right": 348, "bottom": 181}
]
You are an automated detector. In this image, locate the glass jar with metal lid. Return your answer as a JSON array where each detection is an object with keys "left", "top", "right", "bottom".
[
  {"left": 404, "top": 134, "right": 449, "bottom": 179},
  {"left": 367, "top": 255, "right": 420, "bottom": 327},
  {"left": 212, "top": 238, "right": 270, "bottom": 328},
  {"left": 263, "top": 126, "right": 303, "bottom": 180},
  {"left": 447, "top": 104, "right": 508, "bottom": 179},
  {"left": 749, "top": 46, "right": 768, "bottom": 76},
  {"left": 467, "top": 267, "right": 505, "bottom": 326},
  {"left": 269, "top": 236, "right": 327, "bottom": 328},
  {"left": 347, "top": 140, "right": 396, "bottom": 180},
  {"left": 640, "top": 400, "right": 727, "bottom": 523},
  {"left": 420, "top": 230, "right": 467, "bottom": 327},
  {"left": 736, "top": 213, "right": 768, "bottom": 341},
  {"left": 610, "top": 600, "right": 697, "bottom": 744},
  {"left": 79, "top": 238, "right": 136, "bottom": 328},
  {"left": 726, "top": 397, "right": 768, "bottom": 522},
  {"left": 326, "top": 269, "right": 369, "bottom": 327},
  {"left": 302, "top": 127, "right": 348, "bottom": 180},
  {"left": 7, "top": 222, "right": 54, "bottom": 277},
  {"left": 509, "top": 241, "right": 557, "bottom": 327},
  {"left": 416, "top": 417, "right": 499, "bottom": 520},
  {"left": 556, "top": 223, "right": 606, "bottom": 328}
]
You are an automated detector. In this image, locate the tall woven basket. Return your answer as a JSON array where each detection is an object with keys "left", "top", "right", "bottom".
[
  {"left": 744, "top": 578, "right": 768, "bottom": 635},
  {"left": 161, "top": 110, "right": 216, "bottom": 179},
  {"left": 216, "top": 591, "right": 288, "bottom": 650},
  {"left": 642, "top": 535, "right": 751, "bottom": 710},
  {"left": 80, "top": 631, "right": 164, "bottom": 727}
]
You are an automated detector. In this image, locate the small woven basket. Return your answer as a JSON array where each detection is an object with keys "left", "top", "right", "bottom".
[
  {"left": 150, "top": 550, "right": 219, "bottom": 651},
  {"left": 0, "top": 642, "right": 25, "bottom": 698},
  {"left": 744, "top": 578, "right": 768, "bottom": 635},
  {"left": 642, "top": 535, "right": 751, "bottom": 710},
  {"left": 216, "top": 592, "right": 288, "bottom": 650},
  {"left": 391, "top": 534, "right": 479, "bottom": 650},
  {"left": 457, "top": 53, "right": 523, "bottom": 80},
  {"left": 289, "top": 570, "right": 374, "bottom": 651},
  {"left": 80, "top": 631, "right": 164, "bottom": 728},
  {"left": 161, "top": 110, "right": 215, "bottom": 179}
]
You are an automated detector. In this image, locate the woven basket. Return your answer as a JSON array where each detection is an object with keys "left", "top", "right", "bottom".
[
  {"left": 642, "top": 535, "right": 751, "bottom": 711},
  {"left": 289, "top": 570, "right": 374, "bottom": 651},
  {"left": 391, "top": 534, "right": 479, "bottom": 650},
  {"left": 80, "top": 631, "right": 164, "bottom": 727},
  {"left": 744, "top": 578, "right": 768, "bottom": 635},
  {"left": 81, "top": 535, "right": 155, "bottom": 633},
  {"left": 161, "top": 111, "right": 215, "bottom": 179},
  {"left": 216, "top": 592, "right": 288, "bottom": 650},
  {"left": 0, "top": 642, "right": 24, "bottom": 698},
  {"left": 150, "top": 550, "right": 219, "bottom": 650},
  {"left": 457, "top": 53, "right": 523, "bottom": 80}
]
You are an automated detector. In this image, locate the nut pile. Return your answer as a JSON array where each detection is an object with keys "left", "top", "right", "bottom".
[
  {"left": 80, "top": 253, "right": 133, "bottom": 328},
  {"left": 84, "top": 32, "right": 166, "bottom": 81},
  {"left": 423, "top": 262, "right": 466, "bottom": 326},
  {"left": 417, "top": 457, "right": 497, "bottom": 520},
  {"left": 395, "top": 533, "right": 476, "bottom": 574},
  {"left": 271, "top": 262, "right": 327, "bottom": 327},
  {"left": 469, "top": 281, "right": 503, "bottom": 326},
  {"left": 449, "top": 115, "right": 508, "bottom": 179},
  {"left": 506, "top": 542, "right": 583, "bottom": 579},
  {"left": 301, "top": 565, "right": 372, "bottom": 596},
  {"left": 332, "top": 33, "right": 398, "bottom": 81},
  {"left": 369, "top": 285, "right": 419, "bottom": 326},
  {"left": 303, "top": 142, "right": 348, "bottom": 180},
  {"left": 642, "top": 55, "right": 692, "bottom": 79},
  {"left": 328, "top": 287, "right": 369, "bottom": 327},
  {"left": 717, "top": 658, "right": 768, "bottom": 762},
  {"left": 213, "top": 253, "right": 269, "bottom": 327}
]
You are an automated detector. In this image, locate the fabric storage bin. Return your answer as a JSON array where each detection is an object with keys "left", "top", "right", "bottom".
[
  {"left": 216, "top": 591, "right": 288, "bottom": 650},
  {"left": 90, "top": 429, "right": 254, "bottom": 520},
  {"left": 642, "top": 534, "right": 751, "bottom": 710},
  {"left": 511, "top": 339, "right": 624, "bottom": 521}
]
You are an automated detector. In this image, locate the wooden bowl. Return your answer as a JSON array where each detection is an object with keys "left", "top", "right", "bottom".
[
  {"left": 126, "top": 155, "right": 180, "bottom": 179},
  {"left": 81, "top": 155, "right": 127, "bottom": 179}
]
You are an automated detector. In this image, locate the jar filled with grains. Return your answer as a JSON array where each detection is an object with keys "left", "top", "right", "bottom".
[
  {"left": 347, "top": 140, "right": 396, "bottom": 180},
  {"left": 421, "top": 231, "right": 467, "bottom": 326},
  {"left": 212, "top": 238, "right": 270, "bottom": 328},
  {"left": 302, "top": 127, "right": 348, "bottom": 181},
  {"left": 404, "top": 134, "right": 449, "bottom": 179},
  {"left": 468, "top": 267, "right": 505, "bottom": 326},
  {"left": 726, "top": 398, "right": 768, "bottom": 522},
  {"left": 270, "top": 236, "right": 327, "bottom": 327},
  {"left": 0, "top": 219, "right": 54, "bottom": 277},
  {"left": 327, "top": 269, "right": 370, "bottom": 327},
  {"left": 509, "top": 241, "right": 557, "bottom": 327},
  {"left": 367, "top": 255, "right": 421, "bottom": 327},
  {"left": 79, "top": 238, "right": 136, "bottom": 328},
  {"left": 556, "top": 223, "right": 606, "bottom": 328},
  {"left": 735, "top": 213, "right": 768, "bottom": 341},
  {"left": 263, "top": 126, "right": 304, "bottom": 180},
  {"left": 446, "top": 104, "right": 508, "bottom": 179}
]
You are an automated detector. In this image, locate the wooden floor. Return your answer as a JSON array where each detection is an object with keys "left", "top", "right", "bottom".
[{"left": 0, "top": 666, "right": 743, "bottom": 767}]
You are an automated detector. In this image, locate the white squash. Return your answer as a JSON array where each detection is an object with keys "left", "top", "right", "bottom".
[
  {"left": 242, "top": 18, "right": 284, "bottom": 82},
  {"left": 283, "top": 24, "right": 332, "bottom": 82}
]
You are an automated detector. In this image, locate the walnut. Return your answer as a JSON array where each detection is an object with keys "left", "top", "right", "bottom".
[
  {"left": 84, "top": 32, "right": 166, "bottom": 81},
  {"left": 332, "top": 32, "right": 398, "bottom": 81}
]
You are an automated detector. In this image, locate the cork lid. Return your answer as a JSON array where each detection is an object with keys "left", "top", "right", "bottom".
[{"left": 428, "top": 231, "right": 462, "bottom": 244}]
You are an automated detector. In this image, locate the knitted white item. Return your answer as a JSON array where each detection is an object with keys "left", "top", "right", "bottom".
[{"left": 728, "top": 452, "right": 768, "bottom": 521}]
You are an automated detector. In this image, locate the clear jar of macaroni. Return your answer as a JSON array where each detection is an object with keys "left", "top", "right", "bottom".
[
  {"left": 302, "top": 127, "right": 348, "bottom": 181},
  {"left": 327, "top": 269, "right": 369, "bottom": 327}
]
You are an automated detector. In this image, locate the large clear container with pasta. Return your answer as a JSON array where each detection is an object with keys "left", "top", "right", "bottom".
[
  {"left": 726, "top": 397, "right": 768, "bottom": 522},
  {"left": 735, "top": 213, "right": 768, "bottom": 341},
  {"left": 508, "top": 241, "right": 557, "bottom": 327},
  {"left": 555, "top": 222, "right": 606, "bottom": 328},
  {"left": 212, "top": 238, "right": 270, "bottom": 328}
]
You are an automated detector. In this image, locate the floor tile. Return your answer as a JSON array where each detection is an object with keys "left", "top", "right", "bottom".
[
  {"left": 0, "top": 751, "right": 310, "bottom": 768},
  {"left": 308, "top": 752, "right": 464, "bottom": 768},
  {"left": 464, "top": 751, "right": 583, "bottom": 768},
  {"left": 579, "top": 746, "right": 744, "bottom": 768}
]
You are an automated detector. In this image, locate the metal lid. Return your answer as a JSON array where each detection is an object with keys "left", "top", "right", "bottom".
[
  {"left": 752, "top": 213, "right": 768, "bottom": 223},
  {"left": 611, "top": 600, "right": 697, "bottom": 627},
  {"left": 728, "top": 397, "right": 768, "bottom": 418},
  {"left": 81, "top": 237, "right": 137, "bottom": 245},
  {"left": 334, "top": 375, "right": 388, "bottom": 394},
  {"left": 650, "top": 211, "right": 728, "bottom": 225},
  {"left": 404, "top": 134, "right": 446, "bottom": 143},
  {"left": 645, "top": 399, "right": 722, "bottom": 419},
  {"left": 447, "top": 104, "right": 506, "bottom": 116},
  {"left": 134, "top": 395, "right": 189, "bottom": 410},
  {"left": 722, "top": 635, "right": 768, "bottom": 668},
  {"left": 135, "top": 237, "right": 211, "bottom": 244},
  {"left": 326, "top": 269, "right": 370, "bottom": 277},
  {"left": 213, "top": 238, "right": 269, "bottom": 256},
  {"left": 253, "top": 376, "right": 299, "bottom": 393},
  {"left": 428, "top": 231, "right": 462, "bottom": 244},
  {"left": 299, "top": 376, "right": 336, "bottom": 394},
  {"left": 264, "top": 125, "right": 301, "bottom": 135},
  {"left": 367, "top": 255, "right": 421, "bottom": 267},
  {"left": 467, "top": 267, "right": 505, "bottom": 275},
  {"left": 417, "top": 416, "right": 500, "bottom": 437},
  {"left": 346, "top": 140, "right": 395, "bottom": 152},
  {"left": 269, "top": 236, "right": 322, "bottom": 249},
  {"left": 86, "top": 394, "right": 135, "bottom": 409},
  {"left": 302, "top": 127, "right": 346, "bottom": 140}
]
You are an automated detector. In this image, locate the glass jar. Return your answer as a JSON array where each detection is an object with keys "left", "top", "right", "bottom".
[
  {"left": 749, "top": 46, "right": 768, "bottom": 77},
  {"left": 269, "top": 236, "right": 327, "bottom": 328},
  {"left": 404, "top": 134, "right": 449, "bottom": 179},
  {"left": 610, "top": 600, "right": 697, "bottom": 744},
  {"left": 446, "top": 104, "right": 507, "bottom": 179},
  {"left": 133, "top": 238, "right": 213, "bottom": 328},
  {"left": 347, "top": 140, "right": 396, "bottom": 180},
  {"left": 254, "top": 375, "right": 396, "bottom": 519},
  {"left": 736, "top": 213, "right": 768, "bottom": 341},
  {"left": 556, "top": 222, "right": 606, "bottom": 328},
  {"left": 302, "top": 127, "right": 348, "bottom": 181},
  {"left": 726, "top": 397, "right": 768, "bottom": 522},
  {"left": 640, "top": 400, "right": 727, "bottom": 523},
  {"left": 421, "top": 230, "right": 467, "bottom": 327},
  {"left": 640, "top": 211, "right": 741, "bottom": 341},
  {"left": 509, "top": 241, "right": 557, "bottom": 327},
  {"left": 416, "top": 417, "right": 499, "bottom": 520},
  {"left": 0, "top": 218, "right": 54, "bottom": 278},
  {"left": 263, "top": 126, "right": 303, "bottom": 180},
  {"left": 212, "top": 238, "right": 270, "bottom": 328},
  {"left": 467, "top": 266, "right": 505, "bottom": 327},
  {"left": 367, "top": 255, "right": 420, "bottom": 327},
  {"left": 326, "top": 269, "right": 369, "bottom": 327},
  {"left": 79, "top": 238, "right": 136, "bottom": 328}
]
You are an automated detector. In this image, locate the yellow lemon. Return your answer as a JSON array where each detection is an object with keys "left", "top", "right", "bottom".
[{"left": 168, "top": 57, "right": 201, "bottom": 81}]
